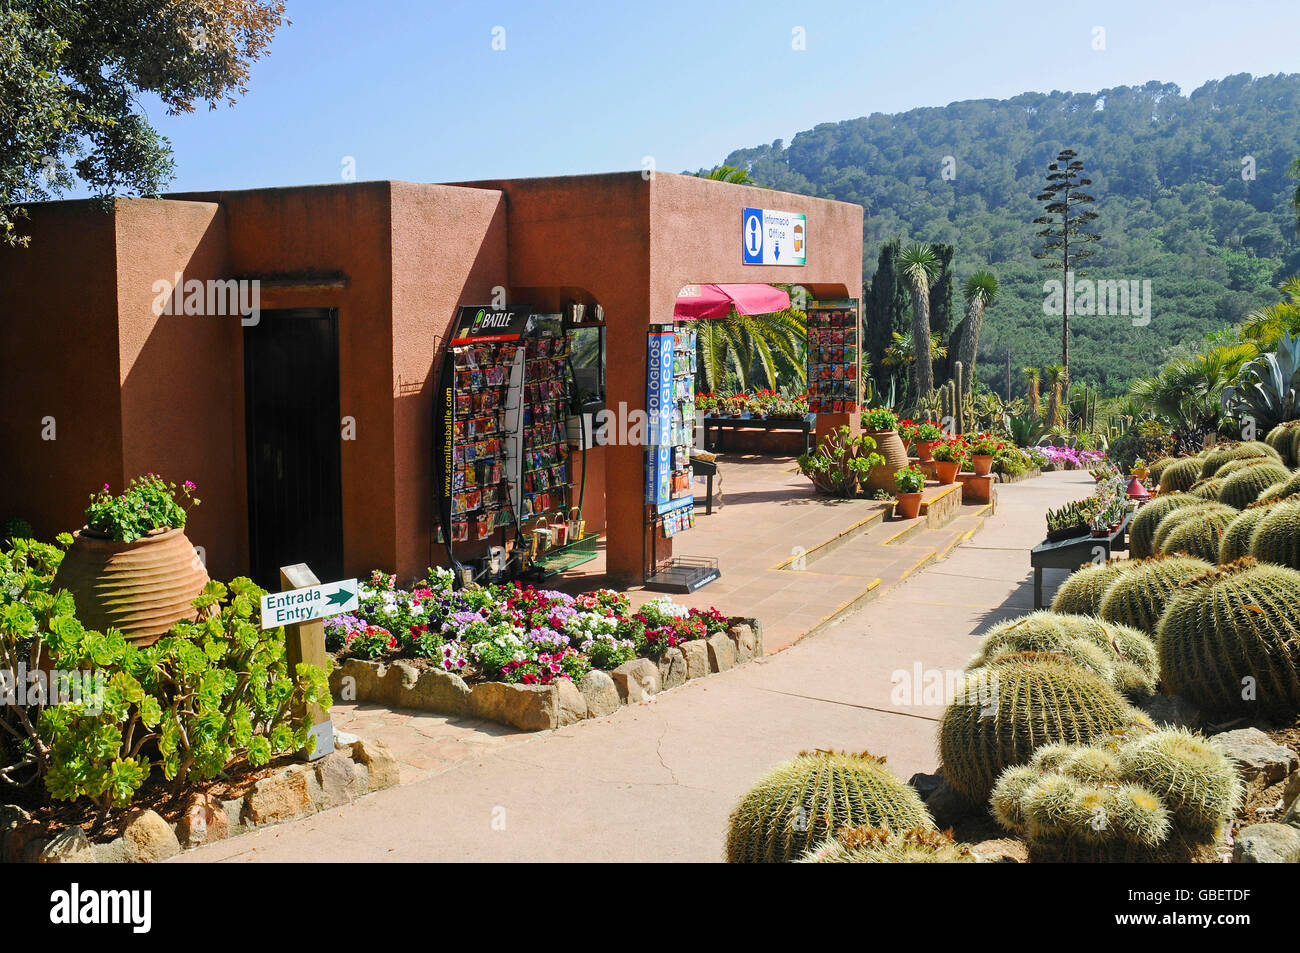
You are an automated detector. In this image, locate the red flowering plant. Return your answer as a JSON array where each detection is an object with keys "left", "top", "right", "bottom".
[
  {"left": 967, "top": 432, "right": 1004, "bottom": 456},
  {"left": 929, "top": 436, "right": 969, "bottom": 465},
  {"left": 500, "top": 647, "right": 590, "bottom": 686}
]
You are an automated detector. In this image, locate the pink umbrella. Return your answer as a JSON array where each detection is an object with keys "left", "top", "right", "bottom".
[{"left": 673, "top": 283, "right": 790, "bottom": 320}]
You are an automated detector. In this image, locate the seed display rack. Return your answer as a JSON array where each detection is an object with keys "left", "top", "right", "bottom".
[
  {"left": 438, "top": 341, "right": 517, "bottom": 546},
  {"left": 643, "top": 323, "right": 715, "bottom": 592},
  {"left": 435, "top": 306, "right": 596, "bottom": 585},
  {"left": 805, "top": 299, "right": 861, "bottom": 415}
]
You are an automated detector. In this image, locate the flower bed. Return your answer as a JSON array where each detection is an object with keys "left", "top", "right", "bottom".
[
  {"left": 327, "top": 570, "right": 761, "bottom": 730},
  {"left": 1039, "top": 446, "right": 1107, "bottom": 471},
  {"left": 697, "top": 390, "right": 808, "bottom": 419}
]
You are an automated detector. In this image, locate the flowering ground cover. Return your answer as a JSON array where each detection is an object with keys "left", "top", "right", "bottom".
[
  {"left": 325, "top": 569, "right": 732, "bottom": 686},
  {"left": 1038, "top": 446, "right": 1107, "bottom": 470}
]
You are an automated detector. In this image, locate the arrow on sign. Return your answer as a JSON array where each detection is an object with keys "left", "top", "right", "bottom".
[{"left": 326, "top": 586, "right": 354, "bottom": 607}]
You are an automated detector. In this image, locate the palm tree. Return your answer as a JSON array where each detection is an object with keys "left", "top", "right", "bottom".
[
  {"left": 1128, "top": 343, "right": 1256, "bottom": 433},
  {"left": 898, "top": 242, "right": 941, "bottom": 398},
  {"left": 954, "top": 271, "right": 1000, "bottom": 391},
  {"left": 695, "top": 307, "right": 806, "bottom": 393},
  {"left": 1043, "top": 364, "right": 1067, "bottom": 427},
  {"left": 1023, "top": 367, "right": 1042, "bottom": 419},
  {"left": 698, "top": 165, "right": 754, "bottom": 184},
  {"left": 1240, "top": 275, "right": 1300, "bottom": 349}
]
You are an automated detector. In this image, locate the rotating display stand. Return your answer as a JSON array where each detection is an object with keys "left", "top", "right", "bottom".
[{"left": 643, "top": 323, "right": 718, "bottom": 592}]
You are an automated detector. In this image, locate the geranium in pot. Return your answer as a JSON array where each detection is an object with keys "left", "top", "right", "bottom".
[
  {"left": 893, "top": 464, "right": 926, "bottom": 519},
  {"left": 966, "top": 432, "right": 1003, "bottom": 477},
  {"left": 929, "top": 437, "right": 967, "bottom": 484},
  {"left": 910, "top": 420, "right": 944, "bottom": 462},
  {"left": 52, "top": 474, "right": 211, "bottom": 645},
  {"left": 859, "top": 407, "right": 909, "bottom": 492}
]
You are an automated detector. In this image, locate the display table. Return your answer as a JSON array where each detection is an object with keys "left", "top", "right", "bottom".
[
  {"left": 702, "top": 412, "right": 815, "bottom": 455},
  {"left": 1029, "top": 514, "right": 1132, "bottom": 609}
]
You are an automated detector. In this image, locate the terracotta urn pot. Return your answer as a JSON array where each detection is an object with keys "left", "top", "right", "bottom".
[
  {"left": 51, "top": 526, "right": 211, "bottom": 645},
  {"left": 933, "top": 459, "right": 960, "bottom": 484},
  {"left": 863, "top": 428, "right": 911, "bottom": 492},
  {"left": 914, "top": 440, "right": 937, "bottom": 463},
  {"left": 971, "top": 453, "right": 994, "bottom": 477},
  {"left": 895, "top": 491, "right": 922, "bottom": 520}
]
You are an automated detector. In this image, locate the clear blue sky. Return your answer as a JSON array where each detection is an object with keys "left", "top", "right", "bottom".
[{"left": 142, "top": 0, "right": 1300, "bottom": 191}]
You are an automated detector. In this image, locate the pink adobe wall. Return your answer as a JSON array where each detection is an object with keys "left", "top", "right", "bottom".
[
  {"left": 178, "top": 182, "right": 398, "bottom": 578},
  {"left": 113, "top": 199, "right": 241, "bottom": 577},
  {"left": 0, "top": 202, "right": 123, "bottom": 541},
  {"left": 388, "top": 181, "right": 509, "bottom": 579}
]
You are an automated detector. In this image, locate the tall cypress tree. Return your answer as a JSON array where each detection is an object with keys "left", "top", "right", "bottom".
[{"left": 865, "top": 239, "right": 908, "bottom": 398}]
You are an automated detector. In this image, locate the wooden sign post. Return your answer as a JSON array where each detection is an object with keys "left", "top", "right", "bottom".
[{"left": 279, "top": 563, "right": 335, "bottom": 762}]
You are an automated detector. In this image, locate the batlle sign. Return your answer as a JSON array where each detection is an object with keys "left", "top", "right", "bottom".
[{"left": 449, "top": 305, "right": 535, "bottom": 345}]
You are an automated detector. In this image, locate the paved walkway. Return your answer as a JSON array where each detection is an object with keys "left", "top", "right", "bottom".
[{"left": 177, "top": 470, "right": 1093, "bottom": 863}]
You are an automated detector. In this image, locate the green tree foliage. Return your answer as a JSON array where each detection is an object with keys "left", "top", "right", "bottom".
[
  {"left": 720, "top": 75, "right": 1300, "bottom": 396},
  {"left": 1, "top": 0, "right": 287, "bottom": 245}
]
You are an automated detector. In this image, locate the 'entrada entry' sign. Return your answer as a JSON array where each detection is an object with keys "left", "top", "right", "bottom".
[{"left": 260, "top": 579, "right": 359, "bottom": 629}]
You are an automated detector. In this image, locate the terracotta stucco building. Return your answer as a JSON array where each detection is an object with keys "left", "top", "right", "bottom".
[{"left": 0, "top": 172, "right": 862, "bottom": 585}]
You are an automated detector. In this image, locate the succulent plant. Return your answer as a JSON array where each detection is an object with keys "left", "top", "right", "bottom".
[
  {"left": 1199, "top": 441, "right": 1281, "bottom": 479},
  {"left": 1187, "top": 477, "right": 1225, "bottom": 500},
  {"left": 1248, "top": 498, "right": 1300, "bottom": 571},
  {"left": 1097, "top": 555, "right": 1213, "bottom": 636},
  {"left": 1217, "top": 461, "right": 1291, "bottom": 509},
  {"left": 725, "top": 750, "right": 933, "bottom": 862},
  {"left": 798, "top": 825, "right": 975, "bottom": 863},
  {"left": 1152, "top": 501, "right": 1235, "bottom": 553},
  {"left": 1220, "top": 332, "right": 1300, "bottom": 431},
  {"left": 1158, "top": 506, "right": 1237, "bottom": 563},
  {"left": 1157, "top": 558, "right": 1300, "bottom": 718},
  {"left": 1260, "top": 469, "right": 1300, "bottom": 503},
  {"left": 1146, "top": 456, "right": 1177, "bottom": 482},
  {"left": 1215, "top": 456, "right": 1272, "bottom": 479},
  {"left": 1265, "top": 422, "right": 1299, "bottom": 466},
  {"left": 991, "top": 728, "right": 1238, "bottom": 862},
  {"left": 1116, "top": 729, "right": 1242, "bottom": 831},
  {"left": 1050, "top": 559, "right": 1133, "bottom": 616},
  {"left": 938, "top": 652, "right": 1151, "bottom": 804},
  {"left": 1159, "top": 456, "right": 1206, "bottom": 493},
  {"left": 969, "top": 611, "right": 1158, "bottom": 698},
  {"left": 1129, "top": 493, "right": 1201, "bottom": 559},
  {"left": 1220, "top": 501, "right": 1280, "bottom": 564}
]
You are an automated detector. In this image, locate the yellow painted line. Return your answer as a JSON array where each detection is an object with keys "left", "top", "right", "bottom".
[
  {"left": 901, "top": 548, "right": 937, "bottom": 579},
  {"left": 770, "top": 507, "right": 887, "bottom": 570},
  {"left": 881, "top": 522, "right": 921, "bottom": 545},
  {"left": 808, "top": 578, "right": 883, "bottom": 630}
]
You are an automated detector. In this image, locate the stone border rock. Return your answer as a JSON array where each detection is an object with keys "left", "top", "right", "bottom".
[
  {"left": 1, "top": 736, "right": 400, "bottom": 864},
  {"left": 328, "top": 619, "right": 764, "bottom": 732}
]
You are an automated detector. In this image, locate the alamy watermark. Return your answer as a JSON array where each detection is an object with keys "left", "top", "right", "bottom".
[
  {"left": 2, "top": 665, "right": 105, "bottom": 714},
  {"left": 1043, "top": 272, "right": 1151, "bottom": 327},
  {"left": 151, "top": 271, "right": 261, "bottom": 325}
]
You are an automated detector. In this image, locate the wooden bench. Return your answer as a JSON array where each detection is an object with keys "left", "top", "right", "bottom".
[{"left": 702, "top": 412, "right": 815, "bottom": 456}]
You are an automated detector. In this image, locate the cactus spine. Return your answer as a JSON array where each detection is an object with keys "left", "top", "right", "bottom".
[
  {"left": 1160, "top": 456, "right": 1206, "bottom": 493},
  {"left": 1159, "top": 506, "right": 1236, "bottom": 563},
  {"left": 1129, "top": 493, "right": 1200, "bottom": 559},
  {"left": 725, "top": 750, "right": 933, "bottom": 863},
  {"left": 1153, "top": 501, "right": 1235, "bottom": 553},
  {"left": 1050, "top": 559, "right": 1133, "bottom": 616},
  {"left": 1218, "top": 461, "right": 1290, "bottom": 510},
  {"left": 1187, "top": 477, "right": 1225, "bottom": 500},
  {"left": 1248, "top": 498, "right": 1300, "bottom": 570},
  {"left": 937, "top": 652, "right": 1151, "bottom": 804},
  {"left": 1096, "top": 555, "right": 1212, "bottom": 636},
  {"left": 1260, "top": 469, "right": 1300, "bottom": 503},
  {"left": 798, "top": 826, "right": 975, "bottom": 863},
  {"left": 1156, "top": 558, "right": 1300, "bottom": 718},
  {"left": 991, "top": 729, "right": 1239, "bottom": 862},
  {"left": 969, "top": 611, "right": 1158, "bottom": 698},
  {"left": 1220, "top": 501, "right": 1279, "bottom": 564},
  {"left": 1200, "top": 441, "right": 1281, "bottom": 479}
]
